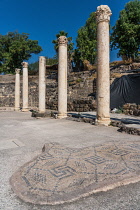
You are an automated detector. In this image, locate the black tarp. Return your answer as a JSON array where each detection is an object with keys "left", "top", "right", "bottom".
[{"left": 110, "top": 73, "right": 140, "bottom": 109}]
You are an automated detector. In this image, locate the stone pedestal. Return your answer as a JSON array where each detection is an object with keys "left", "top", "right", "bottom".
[
  {"left": 22, "top": 62, "right": 29, "bottom": 112},
  {"left": 15, "top": 68, "right": 21, "bottom": 111},
  {"left": 39, "top": 56, "right": 46, "bottom": 113},
  {"left": 58, "top": 36, "right": 68, "bottom": 119},
  {"left": 96, "top": 5, "right": 112, "bottom": 126}
]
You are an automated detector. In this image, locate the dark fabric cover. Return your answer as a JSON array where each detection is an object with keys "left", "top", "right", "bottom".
[{"left": 110, "top": 74, "right": 140, "bottom": 109}]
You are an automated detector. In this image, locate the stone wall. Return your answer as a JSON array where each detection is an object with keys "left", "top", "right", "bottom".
[
  {"left": 46, "top": 71, "right": 97, "bottom": 111},
  {"left": 0, "top": 82, "right": 39, "bottom": 108},
  {"left": 1, "top": 72, "right": 140, "bottom": 114},
  {"left": 0, "top": 82, "right": 15, "bottom": 107},
  {"left": 123, "top": 103, "right": 140, "bottom": 116},
  {"left": 0, "top": 75, "right": 39, "bottom": 108},
  {"left": 0, "top": 71, "right": 96, "bottom": 112}
]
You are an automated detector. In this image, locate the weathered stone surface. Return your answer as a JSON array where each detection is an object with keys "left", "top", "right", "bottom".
[
  {"left": 22, "top": 62, "right": 29, "bottom": 112},
  {"left": 31, "top": 110, "right": 57, "bottom": 118},
  {"left": 96, "top": 5, "right": 111, "bottom": 126},
  {"left": 58, "top": 36, "right": 68, "bottom": 119},
  {"left": 10, "top": 141, "right": 140, "bottom": 205},
  {"left": 67, "top": 114, "right": 95, "bottom": 124},
  {"left": 111, "top": 120, "right": 140, "bottom": 136},
  {"left": 15, "top": 68, "right": 21, "bottom": 111},
  {"left": 39, "top": 56, "right": 46, "bottom": 113},
  {"left": 123, "top": 103, "right": 140, "bottom": 116},
  {"left": 118, "top": 125, "right": 140, "bottom": 136},
  {"left": 0, "top": 82, "right": 15, "bottom": 107},
  {"left": 1, "top": 74, "right": 140, "bottom": 116},
  {"left": 0, "top": 72, "right": 96, "bottom": 111},
  {"left": 131, "top": 62, "right": 140, "bottom": 69}
]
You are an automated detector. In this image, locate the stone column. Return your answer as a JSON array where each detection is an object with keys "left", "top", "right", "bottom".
[
  {"left": 15, "top": 68, "right": 21, "bottom": 111},
  {"left": 58, "top": 36, "right": 68, "bottom": 119},
  {"left": 39, "top": 56, "right": 46, "bottom": 113},
  {"left": 22, "top": 62, "right": 29, "bottom": 111},
  {"left": 96, "top": 5, "right": 112, "bottom": 126}
]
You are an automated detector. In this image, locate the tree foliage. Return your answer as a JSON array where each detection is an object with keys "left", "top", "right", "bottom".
[
  {"left": 45, "top": 56, "right": 57, "bottom": 65},
  {"left": 28, "top": 56, "right": 57, "bottom": 75},
  {"left": 28, "top": 61, "right": 39, "bottom": 75},
  {"left": 52, "top": 30, "right": 74, "bottom": 57},
  {"left": 111, "top": 0, "right": 140, "bottom": 61},
  {"left": 0, "top": 31, "right": 42, "bottom": 73},
  {"left": 73, "top": 12, "right": 97, "bottom": 69}
]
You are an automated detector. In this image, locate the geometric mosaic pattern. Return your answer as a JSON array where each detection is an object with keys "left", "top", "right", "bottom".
[
  {"left": 10, "top": 141, "right": 140, "bottom": 205},
  {"left": 85, "top": 155, "right": 106, "bottom": 165},
  {"left": 49, "top": 166, "right": 76, "bottom": 179}
]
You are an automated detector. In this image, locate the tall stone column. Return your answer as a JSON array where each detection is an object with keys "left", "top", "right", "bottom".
[
  {"left": 39, "top": 56, "right": 46, "bottom": 113},
  {"left": 96, "top": 5, "right": 112, "bottom": 126},
  {"left": 15, "top": 68, "right": 21, "bottom": 111},
  {"left": 58, "top": 36, "right": 68, "bottom": 119},
  {"left": 22, "top": 62, "right": 29, "bottom": 112}
]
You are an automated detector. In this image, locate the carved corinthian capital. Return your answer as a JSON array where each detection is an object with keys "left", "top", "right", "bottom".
[
  {"left": 96, "top": 5, "right": 112, "bottom": 23},
  {"left": 15, "top": 68, "right": 21, "bottom": 74},
  {"left": 21, "top": 62, "right": 28, "bottom": 68},
  {"left": 58, "top": 36, "right": 68, "bottom": 46}
]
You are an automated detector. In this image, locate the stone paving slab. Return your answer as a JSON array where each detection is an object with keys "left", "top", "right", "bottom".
[
  {"left": 0, "top": 139, "right": 25, "bottom": 150},
  {"left": 67, "top": 112, "right": 140, "bottom": 135},
  {"left": 10, "top": 141, "right": 140, "bottom": 205}
]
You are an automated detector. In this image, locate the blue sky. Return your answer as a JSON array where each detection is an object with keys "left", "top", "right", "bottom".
[{"left": 1, "top": 0, "right": 131, "bottom": 63}]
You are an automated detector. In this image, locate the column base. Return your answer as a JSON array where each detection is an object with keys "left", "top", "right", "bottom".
[
  {"left": 22, "top": 108, "right": 29, "bottom": 112},
  {"left": 95, "top": 118, "right": 111, "bottom": 126},
  {"left": 57, "top": 113, "right": 67, "bottom": 119}
]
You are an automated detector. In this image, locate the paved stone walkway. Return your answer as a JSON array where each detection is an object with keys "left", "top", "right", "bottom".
[
  {"left": 0, "top": 110, "right": 140, "bottom": 209},
  {"left": 10, "top": 141, "right": 140, "bottom": 205},
  {"left": 68, "top": 111, "right": 140, "bottom": 135}
]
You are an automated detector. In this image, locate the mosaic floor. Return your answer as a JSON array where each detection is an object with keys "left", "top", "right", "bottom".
[{"left": 10, "top": 141, "right": 140, "bottom": 205}]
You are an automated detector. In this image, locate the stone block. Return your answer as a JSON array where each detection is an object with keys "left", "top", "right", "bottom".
[
  {"left": 133, "top": 109, "right": 139, "bottom": 116},
  {"left": 130, "top": 104, "right": 137, "bottom": 109},
  {"left": 137, "top": 105, "right": 140, "bottom": 110},
  {"left": 129, "top": 110, "right": 133, "bottom": 115},
  {"left": 123, "top": 103, "right": 130, "bottom": 109}
]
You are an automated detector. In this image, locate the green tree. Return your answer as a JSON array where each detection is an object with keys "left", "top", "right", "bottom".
[
  {"left": 46, "top": 56, "right": 57, "bottom": 65},
  {"left": 52, "top": 30, "right": 74, "bottom": 56},
  {"left": 111, "top": 0, "right": 140, "bottom": 61},
  {"left": 28, "top": 56, "right": 58, "bottom": 75},
  {"left": 28, "top": 61, "right": 39, "bottom": 75},
  {"left": 74, "top": 12, "right": 97, "bottom": 69},
  {"left": 52, "top": 30, "right": 74, "bottom": 72},
  {"left": 0, "top": 31, "right": 42, "bottom": 73}
]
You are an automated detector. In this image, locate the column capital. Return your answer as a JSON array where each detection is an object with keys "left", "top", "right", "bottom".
[
  {"left": 15, "top": 68, "right": 21, "bottom": 74},
  {"left": 21, "top": 62, "right": 28, "bottom": 68},
  {"left": 39, "top": 56, "right": 46, "bottom": 63},
  {"left": 96, "top": 5, "right": 112, "bottom": 23},
  {"left": 58, "top": 36, "right": 68, "bottom": 46}
]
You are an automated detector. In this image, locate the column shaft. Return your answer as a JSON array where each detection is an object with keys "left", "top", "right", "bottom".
[
  {"left": 39, "top": 56, "right": 46, "bottom": 113},
  {"left": 15, "top": 69, "right": 20, "bottom": 111},
  {"left": 58, "top": 36, "right": 68, "bottom": 119},
  {"left": 22, "top": 62, "right": 28, "bottom": 111},
  {"left": 96, "top": 5, "right": 112, "bottom": 126}
]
